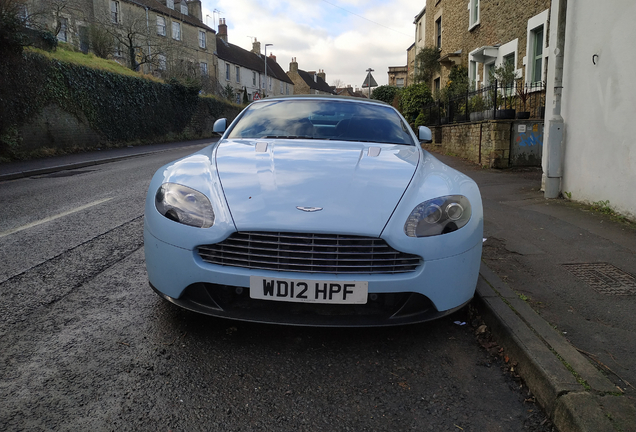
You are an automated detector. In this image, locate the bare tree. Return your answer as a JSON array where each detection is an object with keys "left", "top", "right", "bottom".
[
  {"left": 92, "top": 7, "right": 170, "bottom": 72},
  {"left": 331, "top": 78, "right": 345, "bottom": 89}
]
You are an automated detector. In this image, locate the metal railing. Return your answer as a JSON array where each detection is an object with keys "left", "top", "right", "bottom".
[{"left": 421, "top": 80, "right": 546, "bottom": 126}]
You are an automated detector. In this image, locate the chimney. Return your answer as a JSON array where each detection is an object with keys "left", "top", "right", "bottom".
[
  {"left": 289, "top": 57, "right": 298, "bottom": 73},
  {"left": 186, "top": 0, "right": 202, "bottom": 21},
  {"left": 218, "top": 18, "right": 227, "bottom": 42},
  {"left": 317, "top": 69, "right": 326, "bottom": 83},
  {"left": 252, "top": 38, "right": 261, "bottom": 54},
  {"left": 269, "top": 53, "right": 276, "bottom": 62}
]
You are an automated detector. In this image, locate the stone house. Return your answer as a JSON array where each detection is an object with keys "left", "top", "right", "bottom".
[
  {"left": 286, "top": 59, "right": 334, "bottom": 95},
  {"left": 334, "top": 86, "right": 367, "bottom": 98},
  {"left": 420, "top": 0, "right": 551, "bottom": 91},
  {"left": 387, "top": 66, "right": 408, "bottom": 88},
  {"left": 23, "top": 0, "right": 216, "bottom": 80},
  {"left": 215, "top": 19, "right": 293, "bottom": 103}
]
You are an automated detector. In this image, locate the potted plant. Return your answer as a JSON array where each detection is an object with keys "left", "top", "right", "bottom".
[
  {"left": 489, "top": 62, "right": 516, "bottom": 119},
  {"left": 516, "top": 79, "right": 531, "bottom": 119}
]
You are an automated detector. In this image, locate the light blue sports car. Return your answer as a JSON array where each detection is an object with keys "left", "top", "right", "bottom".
[{"left": 144, "top": 95, "right": 483, "bottom": 326}]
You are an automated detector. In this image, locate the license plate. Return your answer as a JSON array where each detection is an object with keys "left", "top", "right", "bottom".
[{"left": 249, "top": 276, "right": 368, "bottom": 304}]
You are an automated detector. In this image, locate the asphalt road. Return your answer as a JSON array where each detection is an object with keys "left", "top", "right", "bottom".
[{"left": 0, "top": 144, "right": 554, "bottom": 431}]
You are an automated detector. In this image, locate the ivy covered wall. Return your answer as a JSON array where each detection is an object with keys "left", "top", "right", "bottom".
[{"left": 0, "top": 52, "right": 240, "bottom": 161}]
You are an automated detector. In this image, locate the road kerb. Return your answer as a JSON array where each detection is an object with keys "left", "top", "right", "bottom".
[{"left": 475, "top": 262, "right": 623, "bottom": 431}]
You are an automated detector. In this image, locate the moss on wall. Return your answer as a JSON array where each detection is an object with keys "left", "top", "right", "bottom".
[{"left": 0, "top": 52, "right": 240, "bottom": 161}]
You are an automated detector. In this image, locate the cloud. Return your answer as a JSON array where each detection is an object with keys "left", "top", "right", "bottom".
[{"left": 202, "top": 0, "right": 417, "bottom": 88}]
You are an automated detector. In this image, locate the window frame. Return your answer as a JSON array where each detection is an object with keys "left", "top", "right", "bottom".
[
  {"left": 166, "top": 0, "right": 174, "bottom": 10},
  {"left": 110, "top": 0, "right": 119, "bottom": 24},
  {"left": 225, "top": 63, "right": 230, "bottom": 80},
  {"left": 531, "top": 26, "right": 544, "bottom": 84},
  {"left": 468, "top": 0, "right": 480, "bottom": 30},
  {"left": 200, "top": 62, "right": 208, "bottom": 76},
  {"left": 57, "top": 17, "right": 68, "bottom": 42},
  {"left": 524, "top": 10, "right": 549, "bottom": 86},
  {"left": 157, "top": 16, "right": 166, "bottom": 36},
  {"left": 198, "top": 30, "right": 206, "bottom": 48},
  {"left": 157, "top": 54, "right": 167, "bottom": 71},
  {"left": 435, "top": 17, "right": 442, "bottom": 50},
  {"left": 172, "top": 21, "right": 181, "bottom": 40}
]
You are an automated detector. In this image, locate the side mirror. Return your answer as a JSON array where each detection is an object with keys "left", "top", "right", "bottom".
[
  {"left": 213, "top": 118, "right": 227, "bottom": 134},
  {"left": 418, "top": 126, "right": 432, "bottom": 143}
]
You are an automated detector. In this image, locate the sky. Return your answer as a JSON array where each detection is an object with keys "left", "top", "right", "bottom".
[{"left": 200, "top": 0, "right": 422, "bottom": 90}]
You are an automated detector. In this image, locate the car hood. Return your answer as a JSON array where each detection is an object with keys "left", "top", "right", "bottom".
[{"left": 215, "top": 139, "right": 420, "bottom": 236}]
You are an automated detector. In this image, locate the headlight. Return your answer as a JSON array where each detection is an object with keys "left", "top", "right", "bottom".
[
  {"left": 404, "top": 195, "right": 471, "bottom": 237},
  {"left": 155, "top": 183, "right": 214, "bottom": 228}
]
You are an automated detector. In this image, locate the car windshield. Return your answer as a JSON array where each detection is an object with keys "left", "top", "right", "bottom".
[{"left": 226, "top": 99, "right": 415, "bottom": 145}]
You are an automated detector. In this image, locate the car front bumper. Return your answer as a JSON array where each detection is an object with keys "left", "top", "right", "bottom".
[{"left": 144, "top": 226, "right": 482, "bottom": 327}]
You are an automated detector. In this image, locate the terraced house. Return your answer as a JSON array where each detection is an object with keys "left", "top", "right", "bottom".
[
  {"left": 417, "top": 0, "right": 551, "bottom": 90},
  {"left": 22, "top": 0, "right": 217, "bottom": 83},
  {"left": 215, "top": 19, "right": 293, "bottom": 103}
]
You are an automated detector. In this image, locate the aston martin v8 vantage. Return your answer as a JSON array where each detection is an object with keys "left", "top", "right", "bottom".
[{"left": 144, "top": 95, "right": 483, "bottom": 326}]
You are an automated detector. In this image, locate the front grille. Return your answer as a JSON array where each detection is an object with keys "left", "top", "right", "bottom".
[{"left": 197, "top": 232, "right": 421, "bottom": 274}]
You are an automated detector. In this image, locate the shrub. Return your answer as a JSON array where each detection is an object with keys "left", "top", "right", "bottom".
[
  {"left": 399, "top": 83, "right": 434, "bottom": 123},
  {"left": 371, "top": 85, "right": 401, "bottom": 105}
]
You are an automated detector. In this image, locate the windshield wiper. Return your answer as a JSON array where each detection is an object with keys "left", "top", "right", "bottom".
[{"left": 262, "top": 135, "right": 316, "bottom": 139}]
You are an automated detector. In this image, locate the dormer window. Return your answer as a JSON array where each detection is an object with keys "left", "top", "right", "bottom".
[
  {"left": 180, "top": 3, "right": 188, "bottom": 15},
  {"left": 166, "top": 0, "right": 174, "bottom": 10}
]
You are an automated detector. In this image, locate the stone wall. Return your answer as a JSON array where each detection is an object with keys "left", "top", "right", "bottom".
[
  {"left": 17, "top": 99, "right": 237, "bottom": 157},
  {"left": 429, "top": 120, "right": 514, "bottom": 168}
]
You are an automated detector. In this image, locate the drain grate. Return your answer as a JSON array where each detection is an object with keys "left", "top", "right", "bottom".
[{"left": 563, "top": 263, "right": 636, "bottom": 295}]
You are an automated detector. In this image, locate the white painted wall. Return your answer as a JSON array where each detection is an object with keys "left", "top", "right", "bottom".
[{"left": 559, "top": 0, "right": 636, "bottom": 219}]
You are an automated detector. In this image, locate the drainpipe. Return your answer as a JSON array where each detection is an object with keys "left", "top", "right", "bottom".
[{"left": 542, "top": 0, "right": 568, "bottom": 198}]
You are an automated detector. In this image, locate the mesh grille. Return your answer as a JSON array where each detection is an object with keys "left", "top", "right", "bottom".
[{"left": 197, "top": 232, "right": 421, "bottom": 274}]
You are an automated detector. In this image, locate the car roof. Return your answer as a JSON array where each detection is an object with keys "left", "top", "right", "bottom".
[{"left": 257, "top": 94, "right": 391, "bottom": 106}]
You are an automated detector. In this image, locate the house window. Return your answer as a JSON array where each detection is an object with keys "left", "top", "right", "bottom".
[
  {"left": 531, "top": 26, "right": 544, "bottom": 83},
  {"left": 157, "top": 16, "right": 166, "bottom": 36},
  {"left": 434, "top": 77, "right": 440, "bottom": 93},
  {"left": 235, "top": 66, "right": 240, "bottom": 83},
  {"left": 436, "top": 17, "right": 442, "bottom": 50},
  {"left": 200, "top": 62, "right": 208, "bottom": 76},
  {"left": 469, "top": 60, "right": 477, "bottom": 89},
  {"left": 158, "top": 54, "right": 166, "bottom": 71},
  {"left": 236, "top": 93, "right": 241, "bottom": 104},
  {"left": 269, "top": 77, "right": 272, "bottom": 90},
  {"left": 180, "top": 3, "right": 188, "bottom": 14},
  {"left": 469, "top": 0, "right": 479, "bottom": 28},
  {"left": 226, "top": 64, "right": 230, "bottom": 80},
  {"left": 110, "top": 1, "right": 119, "bottom": 23},
  {"left": 252, "top": 71, "right": 256, "bottom": 86},
  {"left": 114, "top": 43, "right": 123, "bottom": 57},
  {"left": 57, "top": 17, "right": 68, "bottom": 42},
  {"left": 166, "top": 0, "right": 174, "bottom": 10},
  {"left": 172, "top": 22, "right": 180, "bottom": 40},
  {"left": 18, "top": 4, "right": 28, "bottom": 25},
  {"left": 418, "top": 22, "right": 422, "bottom": 41},
  {"left": 396, "top": 78, "right": 404, "bottom": 87},
  {"left": 280, "top": 82, "right": 283, "bottom": 94},
  {"left": 198, "top": 30, "right": 206, "bottom": 48}
]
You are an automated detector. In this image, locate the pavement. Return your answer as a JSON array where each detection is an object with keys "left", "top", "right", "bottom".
[{"left": 1, "top": 141, "right": 634, "bottom": 432}]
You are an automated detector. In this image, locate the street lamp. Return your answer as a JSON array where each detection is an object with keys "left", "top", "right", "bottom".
[{"left": 264, "top": 43, "right": 273, "bottom": 97}]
